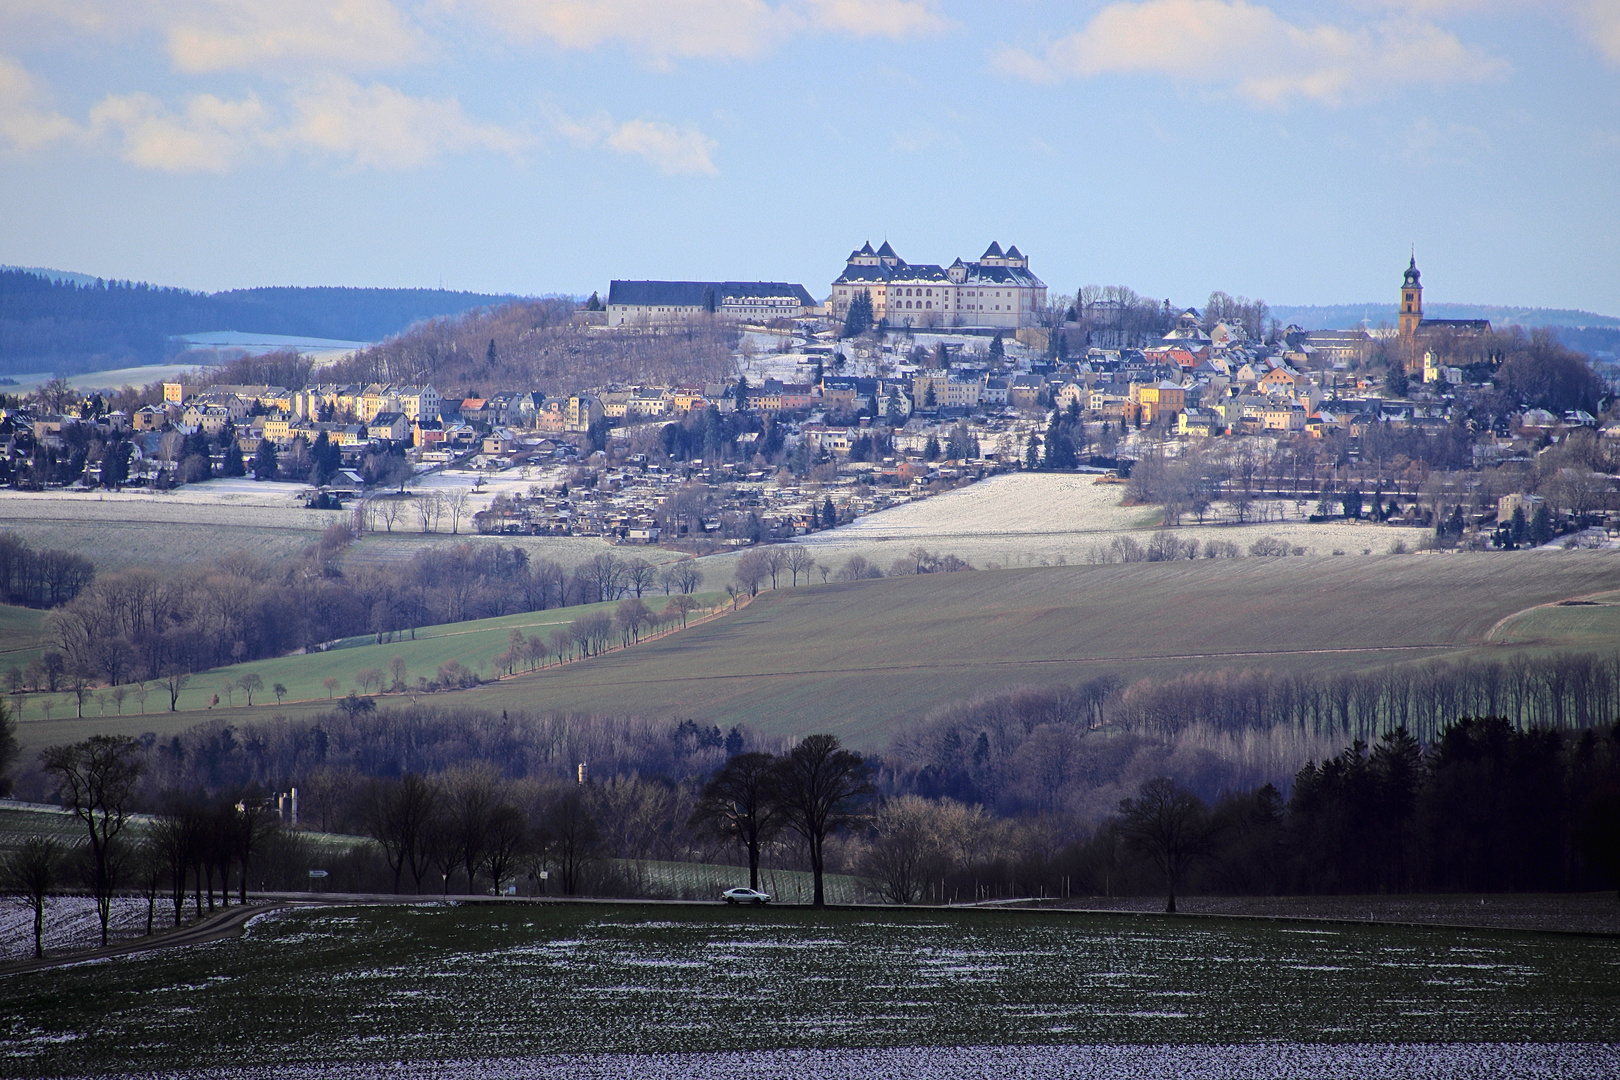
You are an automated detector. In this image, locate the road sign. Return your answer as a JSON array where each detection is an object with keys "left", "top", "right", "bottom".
[{"left": 308, "top": 869, "right": 329, "bottom": 879}]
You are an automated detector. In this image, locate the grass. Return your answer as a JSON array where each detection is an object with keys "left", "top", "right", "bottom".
[
  {"left": 9, "top": 552, "right": 1618, "bottom": 754},
  {"left": 5, "top": 593, "right": 725, "bottom": 756},
  {"left": 0, "top": 604, "right": 45, "bottom": 674},
  {"left": 437, "top": 550, "right": 1620, "bottom": 748},
  {"left": 0, "top": 805, "right": 364, "bottom": 859},
  {"left": 2, "top": 902, "right": 1617, "bottom": 1076}
]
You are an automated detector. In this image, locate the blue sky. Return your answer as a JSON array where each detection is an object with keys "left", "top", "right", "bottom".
[{"left": 1, "top": 1, "right": 1616, "bottom": 313}]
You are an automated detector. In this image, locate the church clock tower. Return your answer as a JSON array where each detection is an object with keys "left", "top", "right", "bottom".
[{"left": 1398, "top": 254, "right": 1423, "bottom": 338}]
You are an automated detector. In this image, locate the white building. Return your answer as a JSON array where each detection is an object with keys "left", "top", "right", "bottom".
[
  {"left": 606, "top": 281, "right": 816, "bottom": 326},
  {"left": 831, "top": 241, "right": 1048, "bottom": 330}
]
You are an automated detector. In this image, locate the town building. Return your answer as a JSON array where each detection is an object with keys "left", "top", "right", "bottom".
[
  {"left": 829, "top": 241, "right": 1048, "bottom": 330},
  {"left": 605, "top": 281, "right": 816, "bottom": 326}
]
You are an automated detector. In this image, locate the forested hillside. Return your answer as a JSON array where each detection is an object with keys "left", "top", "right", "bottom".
[
  {"left": 324, "top": 299, "right": 737, "bottom": 398},
  {"left": 0, "top": 270, "right": 519, "bottom": 374}
]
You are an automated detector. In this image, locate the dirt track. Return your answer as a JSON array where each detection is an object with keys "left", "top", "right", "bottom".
[{"left": 0, "top": 900, "right": 312, "bottom": 978}]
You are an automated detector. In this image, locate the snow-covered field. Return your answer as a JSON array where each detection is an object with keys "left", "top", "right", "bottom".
[
  {"left": 0, "top": 896, "right": 155, "bottom": 962},
  {"left": 91, "top": 1043, "right": 1620, "bottom": 1080},
  {"left": 0, "top": 471, "right": 620, "bottom": 569},
  {"left": 7, "top": 903, "right": 1617, "bottom": 1077},
  {"left": 798, "top": 473, "right": 1428, "bottom": 570}
]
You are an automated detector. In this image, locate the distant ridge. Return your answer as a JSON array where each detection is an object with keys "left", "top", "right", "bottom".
[
  {"left": 0, "top": 268, "right": 525, "bottom": 375},
  {"left": 1271, "top": 302, "right": 1620, "bottom": 331},
  {"left": 0, "top": 265, "right": 100, "bottom": 287}
]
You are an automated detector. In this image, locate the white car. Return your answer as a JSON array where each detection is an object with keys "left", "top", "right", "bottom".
[{"left": 721, "top": 887, "right": 771, "bottom": 905}]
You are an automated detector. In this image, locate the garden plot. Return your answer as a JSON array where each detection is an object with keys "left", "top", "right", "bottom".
[
  {"left": 3, "top": 903, "right": 1617, "bottom": 1077},
  {"left": 796, "top": 473, "right": 1426, "bottom": 571}
]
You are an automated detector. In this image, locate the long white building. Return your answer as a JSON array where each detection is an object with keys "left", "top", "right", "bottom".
[{"left": 830, "top": 241, "right": 1048, "bottom": 330}]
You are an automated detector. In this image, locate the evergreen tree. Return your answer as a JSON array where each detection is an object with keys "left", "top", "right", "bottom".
[
  {"left": 1510, "top": 505, "right": 1528, "bottom": 546},
  {"left": 222, "top": 439, "right": 246, "bottom": 478},
  {"left": 486, "top": 338, "right": 498, "bottom": 366},
  {"left": 735, "top": 375, "right": 749, "bottom": 412},
  {"left": 1342, "top": 486, "right": 1363, "bottom": 520},
  {"left": 1042, "top": 414, "right": 1077, "bottom": 470},
  {"left": 1024, "top": 432, "right": 1041, "bottom": 471},
  {"left": 311, "top": 431, "right": 341, "bottom": 486},
  {"left": 923, "top": 435, "right": 940, "bottom": 462},
  {"left": 253, "top": 439, "right": 279, "bottom": 481},
  {"left": 822, "top": 496, "right": 837, "bottom": 528},
  {"left": 842, "top": 291, "right": 874, "bottom": 337},
  {"left": 1529, "top": 503, "right": 1552, "bottom": 545},
  {"left": 989, "top": 332, "right": 1004, "bottom": 360},
  {"left": 923, "top": 383, "right": 936, "bottom": 408}
]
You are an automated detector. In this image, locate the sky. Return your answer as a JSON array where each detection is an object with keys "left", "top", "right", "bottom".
[{"left": 1, "top": 1, "right": 1617, "bottom": 313}]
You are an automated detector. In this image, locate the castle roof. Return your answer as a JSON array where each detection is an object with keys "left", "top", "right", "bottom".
[{"left": 982, "top": 241, "right": 1004, "bottom": 259}]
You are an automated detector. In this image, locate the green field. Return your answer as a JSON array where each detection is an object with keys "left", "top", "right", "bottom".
[
  {"left": 6, "top": 593, "right": 724, "bottom": 756},
  {"left": 0, "top": 805, "right": 363, "bottom": 860},
  {"left": 2, "top": 902, "right": 1617, "bottom": 1076},
  {"left": 9, "top": 552, "right": 1619, "bottom": 754},
  {"left": 437, "top": 551, "right": 1620, "bottom": 747},
  {"left": 0, "top": 604, "right": 45, "bottom": 675}
]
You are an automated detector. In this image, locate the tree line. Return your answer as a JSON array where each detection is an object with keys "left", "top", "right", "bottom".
[
  {"left": 5, "top": 702, "right": 1616, "bottom": 939},
  {"left": 0, "top": 532, "right": 95, "bottom": 607},
  {"left": 29, "top": 533, "right": 707, "bottom": 700}
]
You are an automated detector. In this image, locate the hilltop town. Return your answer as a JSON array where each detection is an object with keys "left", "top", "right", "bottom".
[{"left": 1, "top": 245, "right": 1614, "bottom": 551}]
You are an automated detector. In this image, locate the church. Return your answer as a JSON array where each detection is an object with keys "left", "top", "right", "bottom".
[
  {"left": 1398, "top": 255, "right": 1491, "bottom": 373},
  {"left": 830, "top": 241, "right": 1048, "bottom": 330}
]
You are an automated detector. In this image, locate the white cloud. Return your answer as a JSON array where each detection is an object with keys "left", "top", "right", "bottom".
[
  {"left": 554, "top": 109, "right": 719, "bottom": 174},
  {"left": 36, "top": 74, "right": 523, "bottom": 171},
  {"left": 0, "top": 55, "right": 81, "bottom": 151},
  {"left": 281, "top": 76, "right": 525, "bottom": 167},
  {"left": 802, "top": 0, "right": 949, "bottom": 38},
  {"left": 993, "top": 0, "right": 1507, "bottom": 106},
  {"left": 453, "top": 0, "right": 945, "bottom": 62},
  {"left": 166, "top": 0, "right": 423, "bottom": 73},
  {"left": 1572, "top": 0, "right": 1620, "bottom": 63},
  {"left": 89, "top": 90, "right": 269, "bottom": 171},
  {"left": 607, "top": 118, "right": 718, "bottom": 174},
  {"left": 0, "top": 1, "right": 421, "bottom": 73}
]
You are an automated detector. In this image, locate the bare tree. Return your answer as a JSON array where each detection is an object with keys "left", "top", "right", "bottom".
[
  {"left": 236, "top": 672, "right": 263, "bottom": 706},
  {"left": 771, "top": 734, "right": 875, "bottom": 907},
  {"left": 623, "top": 558, "right": 658, "bottom": 598},
  {"left": 364, "top": 774, "right": 441, "bottom": 893},
  {"left": 784, "top": 545, "right": 816, "bottom": 586},
  {"left": 760, "top": 546, "right": 788, "bottom": 589},
  {"left": 671, "top": 559, "right": 704, "bottom": 594},
  {"left": 39, "top": 735, "right": 145, "bottom": 944},
  {"left": 481, "top": 804, "right": 530, "bottom": 894},
  {"left": 413, "top": 492, "right": 445, "bottom": 533},
  {"left": 447, "top": 490, "right": 471, "bottom": 534},
  {"left": 1118, "top": 777, "right": 1215, "bottom": 913},
  {"left": 1, "top": 837, "right": 63, "bottom": 957},
  {"left": 689, "top": 751, "right": 782, "bottom": 891},
  {"left": 375, "top": 497, "right": 405, "bottom": 533},
  {"left": 538, "top": 789, "right": 600, "bottom": 896},
  {"left": 734, "top": 549, "right": 770, "bottom": 596}
]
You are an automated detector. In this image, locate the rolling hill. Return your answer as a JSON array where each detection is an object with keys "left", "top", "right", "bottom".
[{"left": 15, "top": 551, "right": 1613, "bottom": 756}]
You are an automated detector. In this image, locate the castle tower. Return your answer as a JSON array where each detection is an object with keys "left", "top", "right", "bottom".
[{"left": 1398, "top": 254, "right": 1422, "bottom": 338}]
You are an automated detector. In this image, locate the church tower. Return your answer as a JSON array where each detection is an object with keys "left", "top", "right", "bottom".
[{"left": 1398, "top": 254, "right": 1423, "bottom": 338}]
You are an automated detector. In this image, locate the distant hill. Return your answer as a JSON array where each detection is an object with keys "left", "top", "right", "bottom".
[
  {"left": 1271, "top": 302, "right": 1620, "bottom": 360},
  {"left": 0, "top": 265, "right": 100, "bottom": 287},
  {"left": 1272, "top": 302, "right": 1620, "bottom": 331},
  {"left": 0, "top": 269, "right": 522, "bottom": 375}
]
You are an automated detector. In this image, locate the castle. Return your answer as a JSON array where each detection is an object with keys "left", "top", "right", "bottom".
[{"left": 830, "top": 241, "right": 1048, "bottom": 330}]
